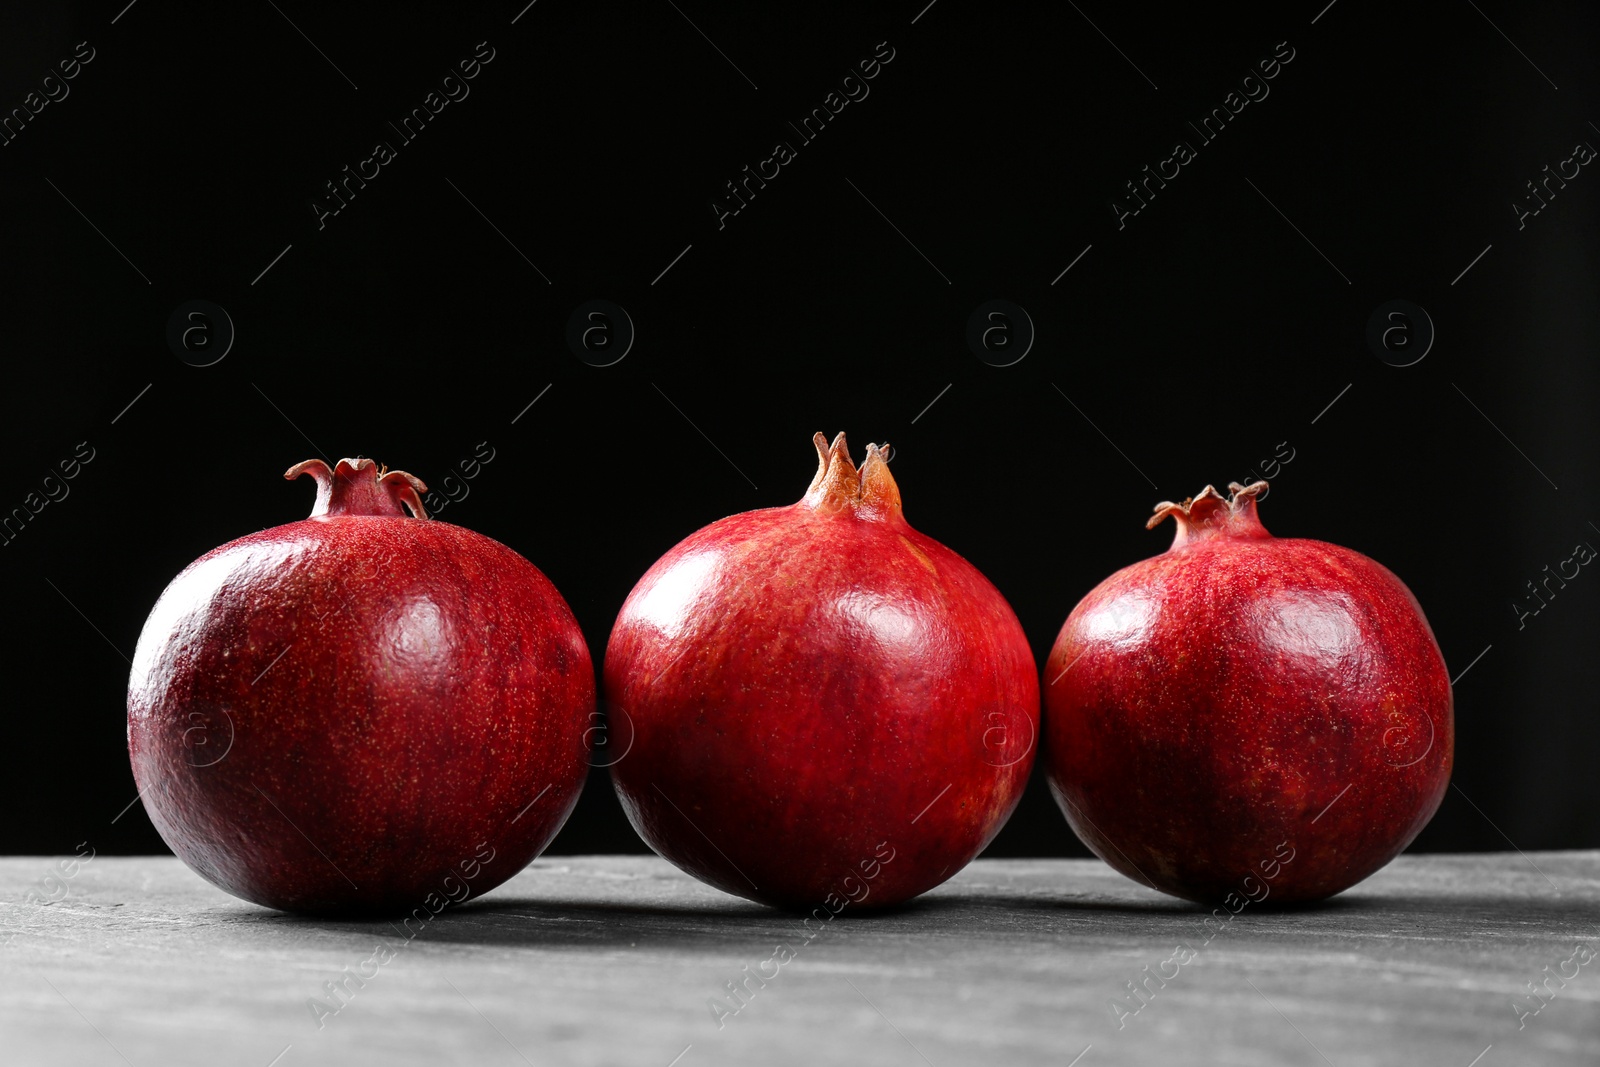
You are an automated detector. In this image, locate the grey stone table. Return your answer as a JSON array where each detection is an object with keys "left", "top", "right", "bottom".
[{"left": 2, "top": 853, "right": 1596, "bottom": 1066}]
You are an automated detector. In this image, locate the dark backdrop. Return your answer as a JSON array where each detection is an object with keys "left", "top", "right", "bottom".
[{"left": 2, "top": 1, "right": 1595, "bottom": 860}]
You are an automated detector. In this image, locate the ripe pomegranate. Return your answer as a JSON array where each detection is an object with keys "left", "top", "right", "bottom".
[
  {"left": 127, "top": 457, "right": 593, "bottom": 914},
  {"left": 1045, "top": 481, "right": 1452, "bottom": 904},
  {"left": 605, "top": 433, "right": 1038, "bottom": 910}
]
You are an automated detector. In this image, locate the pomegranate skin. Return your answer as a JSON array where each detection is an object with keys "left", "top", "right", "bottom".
[
  {"left": 1045, "top": 482, "right": 1452, "bottom": 905},
  {"left": 605, "top": 434, "right": 1038, "bottom": 910},
  {"left": 128, "top": 458, "right": 593, "bottom": 915}
]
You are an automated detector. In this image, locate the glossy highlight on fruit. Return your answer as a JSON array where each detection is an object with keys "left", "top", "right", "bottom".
[
  {"left": 605, "top": 433, "right": 1039, "bottom": 910},
  {"left": 1044, "top": 481, "right": 1452, "bottom": 905},
  {"left": 127, "top": 457, "right": 593, "bottom": 914}
]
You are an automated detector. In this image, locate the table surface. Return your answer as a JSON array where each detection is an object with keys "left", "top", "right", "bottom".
[{"left": 2, "top": 853, "right": 1596, "bottom": 1067}]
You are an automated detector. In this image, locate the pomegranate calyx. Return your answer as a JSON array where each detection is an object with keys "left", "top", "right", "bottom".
[
  {"left": 800, "top": 431, "right": 903, "bottom": 521},
  {"left": 1147, "top": 480, "right": 1270, "bottom": 548},
  {"left": 286, "top": 457, "right": 429, "bottom": 520}
]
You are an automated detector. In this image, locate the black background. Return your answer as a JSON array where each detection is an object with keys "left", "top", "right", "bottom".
[{"left": 2, "top": 1, "right": 1596, "bottom": 861}]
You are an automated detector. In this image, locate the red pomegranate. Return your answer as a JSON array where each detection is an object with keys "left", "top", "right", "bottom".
[
  {"left": 1045, "top": 481, "right": 1452, "bottom": 904},
  {"left": 605, "top": 433, "right": 1038, "bottom": 910},
  {"left": 127, "top": 457, "right": 593, "bottom": 914}
]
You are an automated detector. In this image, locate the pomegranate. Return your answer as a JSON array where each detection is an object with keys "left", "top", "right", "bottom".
[
  {"left": 1044, "top": 481, "right": 1452, "bottom": 904},
  {"left": 605, "top": 433, "right": 1038, "bottom": 910},
  {"left": 127, "top": 457, "right": 593, "bottom": 914}
]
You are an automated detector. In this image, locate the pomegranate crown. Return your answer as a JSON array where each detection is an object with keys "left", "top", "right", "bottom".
[
  {"left": 1147, "top": 480, "right": 1271, "bottom": 548},
  {"left": 800, "top": 431, "right": 902, "bottom": 520},
  {"left": 286, "top": 457, "right": 429, "bottom": 519}
]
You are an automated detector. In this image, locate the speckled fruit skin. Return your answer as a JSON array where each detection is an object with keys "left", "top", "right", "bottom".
[
  {"left": 605, "top": 433, "right": 1038, "bottom": 911},
  {"left": 127, "top": 458, "right": 593, "bottom": 915},
  {"left": 1044, "top": 482, "right": 1452, "bottom": 905}
]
